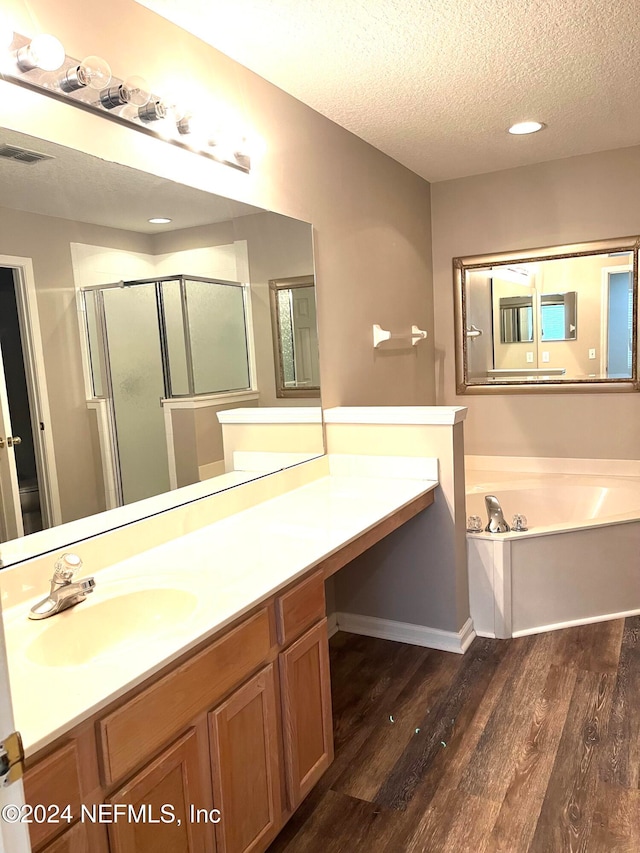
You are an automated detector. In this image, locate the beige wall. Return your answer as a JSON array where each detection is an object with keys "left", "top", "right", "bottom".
[
  {"left": 433, "top": 145, "right": 640, "bottom": 459},
  {"left": 4, "top": 0, "right": 434, "bottom": 414},
  {"left": 170, "top": 400, "right": 257, "bottom": 487}
]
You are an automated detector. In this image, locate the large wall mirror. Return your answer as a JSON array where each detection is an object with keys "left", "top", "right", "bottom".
[
  {"left": 454, "top": 236, "right": 639, "bottom": 393},
  {"left": 0, "top": 127, "right": 323, "bottom": 566}
]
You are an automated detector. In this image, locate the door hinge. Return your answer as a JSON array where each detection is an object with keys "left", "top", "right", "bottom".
[{"left": 0, "top": 731, "right": 25, "bottom": 787}]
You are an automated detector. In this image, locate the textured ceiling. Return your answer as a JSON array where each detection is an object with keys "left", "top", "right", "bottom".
[
  {"left": 138, "top": 0, "right": 640, "bottom": 181},
  {"left": 0, "top": 129, "right": 265, "bottom": 232}
]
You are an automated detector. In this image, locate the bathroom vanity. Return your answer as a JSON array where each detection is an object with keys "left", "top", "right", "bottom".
[
  {"left": 3, "top": 462, "right": 438, "bottom": 853},
  {"left": 21, "top": 572, "right": 331, "bottom": 853}
]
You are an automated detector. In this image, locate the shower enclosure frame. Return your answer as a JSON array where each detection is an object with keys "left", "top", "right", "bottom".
[{"left": 81, "top": 274, "right": 254, "bottom": 508}]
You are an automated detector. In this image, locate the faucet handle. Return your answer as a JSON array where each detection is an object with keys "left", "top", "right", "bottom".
[{"left": 52, "top": 553, "right": 83, "bottom": 584}]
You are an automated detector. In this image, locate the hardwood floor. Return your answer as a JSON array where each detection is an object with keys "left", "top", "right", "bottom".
[{"left": 268, "top": 617, "right": 640, "bottom": 853}]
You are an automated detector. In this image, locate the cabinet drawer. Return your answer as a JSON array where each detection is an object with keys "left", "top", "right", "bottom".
[
  {"left": 100, "top": 607, "right": 274, "bottom": 785},
  {"left": 23, "top": 742, "right": 82, "bottom": 851},
  {"left": 276, "top": 571, "right": 325, "bottom": 646}
]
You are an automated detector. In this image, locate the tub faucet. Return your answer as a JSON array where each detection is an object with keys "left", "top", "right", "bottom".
[
  {"left": 485, "top": 495, "right": 510, "bottom": 533},
  {"left": 28, "top": 553, "right": 95, "bottom": 620}
]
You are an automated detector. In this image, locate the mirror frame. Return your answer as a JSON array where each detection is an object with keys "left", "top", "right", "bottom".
[
  {"left": 453, "top": 235, "right": 640, "bottom": 394},
  {"left": 269, "top": 275, "right": 320, "bottom": 398}
]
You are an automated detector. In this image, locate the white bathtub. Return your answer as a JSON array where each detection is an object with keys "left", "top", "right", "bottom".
[{"left": 465, "top": 457, "right": 640, "bottom": 638}]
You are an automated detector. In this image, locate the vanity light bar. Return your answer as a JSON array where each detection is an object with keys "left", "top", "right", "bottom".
[{"left": 2, "top": 31, "right": 251, "bottom": 174}]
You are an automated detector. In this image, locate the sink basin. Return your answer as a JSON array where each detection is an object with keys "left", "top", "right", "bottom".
[{"left": 27, "top": 588, "right": 198, "bottom": 667}]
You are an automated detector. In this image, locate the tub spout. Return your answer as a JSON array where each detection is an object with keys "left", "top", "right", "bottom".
[{"left": 485, "top": 495, "right": 510, "bottom": 533}]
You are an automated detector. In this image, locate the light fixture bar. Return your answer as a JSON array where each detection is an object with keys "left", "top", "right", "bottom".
[{"left": 3, "top": 31, "right": 251, "bottom": 173}]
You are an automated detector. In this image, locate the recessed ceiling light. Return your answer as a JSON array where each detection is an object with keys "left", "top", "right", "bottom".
[
  {"left": 148, "top": 217, "right": 172, "bottom": 224},
  {"left": 508, "top": 121, "right": 546, "bottom": 135}
]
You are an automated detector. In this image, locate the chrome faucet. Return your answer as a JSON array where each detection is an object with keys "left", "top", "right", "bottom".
[
  {"left": 29, "top": 553, "right": 95, "bottom": 620},
  {"left": 485, "top": 495, "right": 510, "bottom": 533}
]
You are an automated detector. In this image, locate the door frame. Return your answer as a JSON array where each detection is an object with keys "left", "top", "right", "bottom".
[
  {"left": 0, "top": 612, "right": 31, "bottom": 853},
  {"left": 0, "top": 254, "right": 61, "bottom": 528}
]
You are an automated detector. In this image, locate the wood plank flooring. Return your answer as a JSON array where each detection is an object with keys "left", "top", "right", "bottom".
[{"left": 268, "top": 617, "right": 640, "bottom": 853}]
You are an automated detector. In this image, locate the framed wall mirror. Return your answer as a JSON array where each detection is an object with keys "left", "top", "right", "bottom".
[
  {"left": 0, "top": 126, "right": 323, "bottom": 567},
  {"left": 269, "top": 275, "right": 320, "bottom": 398},
  {"left": 454, "top": 236, "right": 639, "bottom": 393}
]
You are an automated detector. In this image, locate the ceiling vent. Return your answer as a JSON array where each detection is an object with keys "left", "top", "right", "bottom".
[{"left": 0, "top": 144, "right": 54, "bottom": 165}]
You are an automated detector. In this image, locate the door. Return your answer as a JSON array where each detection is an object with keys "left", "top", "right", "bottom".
[
  {"left": 0, "top": 610, "right": 31, "bottom": 853},
  {"left": 291, "top": 287, "right": 320, "bottom": 388},
  {"left": 209, "top": 664, "right": 282, "bottom": 853},
  {"left": 107, "top": 728, "right": 207, "bottom": 853},
  {"left": 101, "top": 284, "right": 170, "bottom": 506},
  {"left": 466, "top": 270, "right": 495, "bottom": 378},
  {"left": 0, "top": 340, "right": 24, "bottom": 541},
  {"left": 607, "top": 270, "right": 633, "bottom": 378},
  {"left": 279, "top": 619, "right": 333, "bottom": 810}
]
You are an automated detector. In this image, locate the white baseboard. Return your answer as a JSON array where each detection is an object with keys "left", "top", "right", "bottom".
[
  {"left": 512, "top": 607, "right": 640, "bottom": 638},
  {"left": 326, "top": 611, "right": 339, "bottom": 639},
  {"left": 334, "top": 612, "right": 476, "bottom": 655}
]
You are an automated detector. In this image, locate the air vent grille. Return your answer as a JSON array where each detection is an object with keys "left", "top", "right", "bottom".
[{"left": 0, "top": 144, "right": 54, "bottom": 165}]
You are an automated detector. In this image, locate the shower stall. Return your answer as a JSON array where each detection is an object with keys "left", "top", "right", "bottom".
[{"left": 82, "top": 274, "right": 252, "bottom": 507}]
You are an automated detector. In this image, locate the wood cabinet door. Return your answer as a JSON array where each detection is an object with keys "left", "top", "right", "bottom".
[
  {"left": 107, "top": 728, "right": 208, "bottom": 853},
  {"left": 40, "top": 821, "right": 89, "bottom": 853},
  {"left": 279, "top": 618, "right": 333, "bottom": 809},
  {"left": 209, "top": 663, "right": 282, "bottom": 853}
]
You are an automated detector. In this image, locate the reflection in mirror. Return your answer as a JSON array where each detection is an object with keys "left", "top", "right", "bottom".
[
  {"left": 83, "top": 275, "right": 252, "bottom": 505},
  {"left": 0, "top": 127, "right": 323, "bottom": 564},
  {"left": 499, "top": 296, "right": 534, "bottom": 343},
  {"left": 540, "top": 292, "right": 577, "bottom": 341},
  {"left": 269, "top": 276, "right": 320, "bottom": 398},
  {"left": 454, "top": 237, "right": 639, "bottom": 392}
]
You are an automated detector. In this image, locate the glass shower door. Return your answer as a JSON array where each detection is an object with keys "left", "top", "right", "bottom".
[{"left": 102, "top": 284, "right": 170, "bottom": 505}]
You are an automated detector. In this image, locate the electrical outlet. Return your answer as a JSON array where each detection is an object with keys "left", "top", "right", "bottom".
[
  {"left": 526, "top": 351, "right": 534, "bottom": 363},
  {"left": 542, "top": 351, "right": 550, "bottom": 363},
  {"left": 589, "top": 348, "right": 596, "bottom": 359}
]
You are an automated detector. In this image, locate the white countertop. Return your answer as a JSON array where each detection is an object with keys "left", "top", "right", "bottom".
[{"left": 2, "top": 471, "right": 437, "bottom": 756}]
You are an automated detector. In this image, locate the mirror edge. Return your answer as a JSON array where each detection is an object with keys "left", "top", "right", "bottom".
[{"left": 454, "top": 235, "right": 640, "bottom": 395}]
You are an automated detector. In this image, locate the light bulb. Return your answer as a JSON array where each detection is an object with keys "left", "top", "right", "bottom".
[
  {"left": 176, "top": 113, "right": 212, "bottom": 145},
  {"left": 137, "top": 99, "right": 167, "bottom": 123},
  {"left": 207, "top": 127, "right": 239, "bottom": 161},
  {"left": 0, "top": 15, "right": 14, "bottom": 49},
  {"left": 99, "top": 75, "right": 151, "bottom": 111},
  {"left": 17, "top": 33, "right": 65, "bottom": 72},
  {"left": 60, "top": 55, "right": 111, "bottom": 93},
  {"left": 234, "top": 135, "right": 251, "bottom": 159},
  {"left": 122, "top": 75, "right": 151, "bottom": 106}
]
